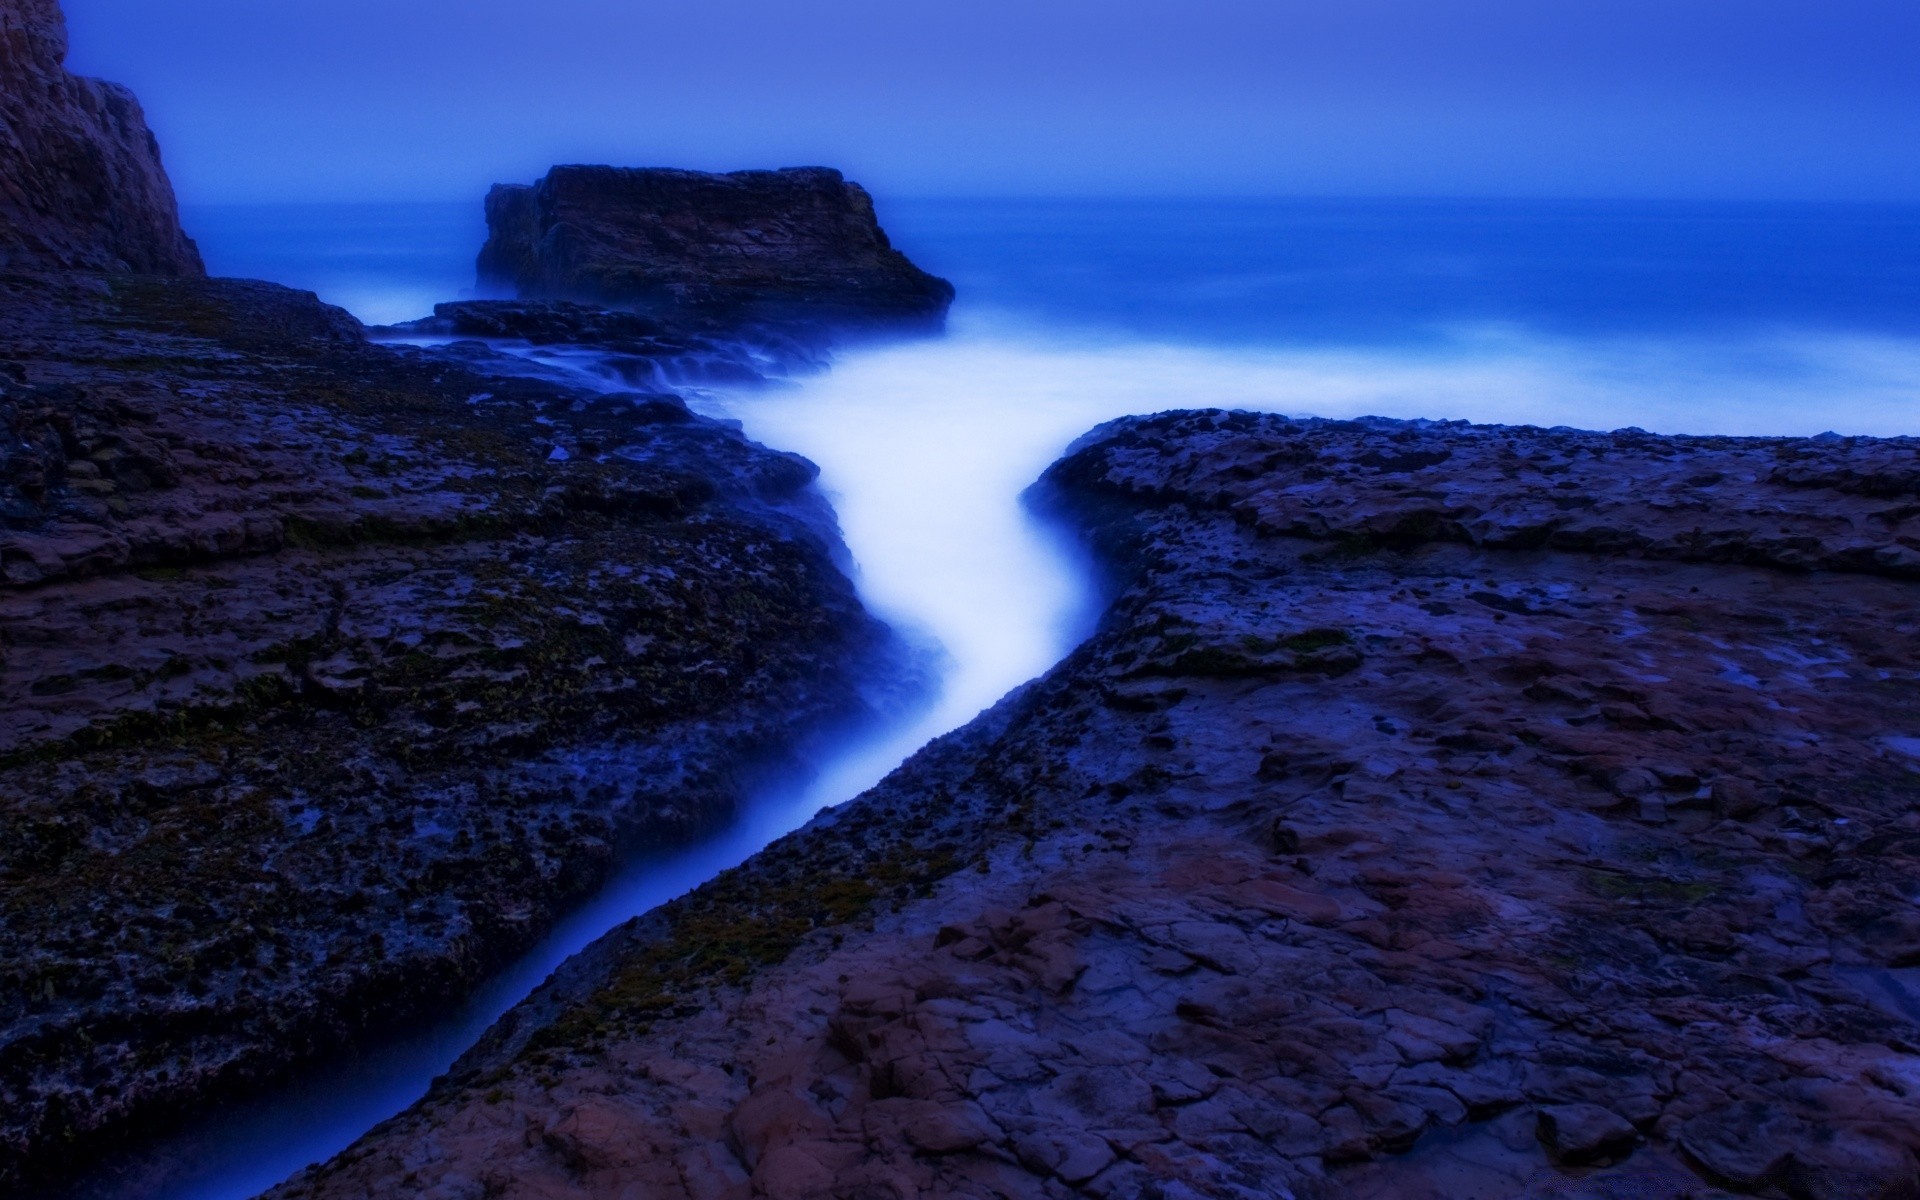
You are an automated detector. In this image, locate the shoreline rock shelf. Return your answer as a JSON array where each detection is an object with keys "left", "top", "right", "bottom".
[
  {"left": 272, "top": 412, "right": 1920, "bottom": 1200},
  {"left": 6, "top": 0, "right": 1920, "bottom": 1194},
  {"left": 0, "top": 271, "right": 896, "bottom": 1196}
]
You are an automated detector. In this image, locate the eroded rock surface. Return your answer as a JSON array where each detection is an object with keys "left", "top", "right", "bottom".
[
  {"left": 276, "top": 412, "right": 1920, "bottom": 1199},
  {"left": 0, "top": 0, "right": 202, "bottom": 275},
  {"left": 0, "top": 273, "right": 888, "bottom": 1193},
  {"left": 476, "top": 166, "right": 953, "bottom": 327}
]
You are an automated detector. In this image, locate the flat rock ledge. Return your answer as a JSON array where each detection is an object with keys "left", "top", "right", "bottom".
[
  {"left": 0, "top": 272, "right": 891, "bottom": 1195},
  {"left": 275, "top": 411, "right": 1920, "bottom": 1200}
]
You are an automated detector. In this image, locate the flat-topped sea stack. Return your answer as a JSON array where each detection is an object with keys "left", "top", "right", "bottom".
[
  {"left": 0, "top": 0, "right": 202, "bottom": 275},
  {"left": 476, "top": 166, "right": 953, "bottom": 328}
]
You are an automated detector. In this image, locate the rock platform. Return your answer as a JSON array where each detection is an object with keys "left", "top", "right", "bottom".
[
  {"left": 272, "top": 412, "right": 1920, "bottom": 1200},
  {"left": 0, "top": 272, "right": 891, "bottom": 1194}
]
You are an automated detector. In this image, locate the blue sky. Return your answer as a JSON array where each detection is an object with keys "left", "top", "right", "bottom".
[{"left": 62, "top": 0, "right": 1920, "bottom": 204}]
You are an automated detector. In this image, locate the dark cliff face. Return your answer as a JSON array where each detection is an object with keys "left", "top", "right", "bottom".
[
  {"left": 476, "top": 166, "right": 953, "bottom": 327},
  {"left": 0, "top": 0, "right": 203, "bottom": 276}
]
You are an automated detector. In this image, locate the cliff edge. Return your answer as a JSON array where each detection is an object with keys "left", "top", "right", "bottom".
[
  {"left": 477, "top": 166, "right": 952, "bottom": 326},
  {"left": 0, "top": 0, "right": 202, "bottom": 275}
]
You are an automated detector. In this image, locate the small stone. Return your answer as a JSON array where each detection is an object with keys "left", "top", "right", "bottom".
[
  {"left": 1359, "top": 757, "right": 1402, "bottom": 780},
  {"left": 902, "top": 1102, "right": 997, "bottom": 1155},
  {"left": 1537, "top": 1103, "right": 1637, "bottom": 1164},
  {"left": 1015, "top": 1130, "right": 1115, "bottom": 1183},
  {"left": 1679, "top": 1103, "right": 1800, "bottom": 1189},
  {"left": 1143, "top": 948, "right": 1197, "bottom": 975},
  {"left": 1266, "top": 817, "right": 1301, "bottom": 854},
  {"left": 1608, "top": 767, "right": 1661, "bottom": 798}
]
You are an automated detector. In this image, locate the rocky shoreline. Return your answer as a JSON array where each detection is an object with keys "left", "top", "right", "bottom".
[
  {"left": 8, "top": 0, "right": 1920, "bottom": 1195},
  {"left": 2, "top": 3, "right": 968, "bottom": 1185},
  {"left": 0, "top": 267, "right": 911, "bottom": 1194},
  {"left": 268, "top": 412, "right": 1920, "bottom": 1200}
]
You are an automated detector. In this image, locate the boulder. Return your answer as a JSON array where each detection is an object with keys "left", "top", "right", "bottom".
[
  {"left": 1537, "top": 1103, "right": 1638, "bottom": 1165},
  {"left": 475, "top": 165, "right": 952, "bottom": 327},
  {"left": 0, "top": 0, "right": 203, "bottom": 275}
]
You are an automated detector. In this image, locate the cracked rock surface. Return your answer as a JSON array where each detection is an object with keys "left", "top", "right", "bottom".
[{"left": 275, "top": 410, "right": 1920, "bottom": 1200}]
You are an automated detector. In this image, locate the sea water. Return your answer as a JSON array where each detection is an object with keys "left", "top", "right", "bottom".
[
  {"left": 188, "top": 194, "right": 1920, "bottom": 779},
  {"left": 117, "top": 196, "right": 1920, "bottom": 1200}
]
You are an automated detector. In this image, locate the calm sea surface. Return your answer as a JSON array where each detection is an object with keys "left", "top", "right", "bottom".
[{"left": 188, "top": 196, "right": 1920, "bottom": 345}]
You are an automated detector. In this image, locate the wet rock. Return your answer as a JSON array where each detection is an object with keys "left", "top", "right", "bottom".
[
  {"left": 380, "top": 298, "right": 821, "bottom": 387},
  {"left": 402, "top": 299, "right": 674, "bottom": 344}
]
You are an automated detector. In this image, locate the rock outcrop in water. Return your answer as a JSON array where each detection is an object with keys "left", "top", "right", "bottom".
[
  {"left": 475, "top": 166, "right": 953, "bottom": 327},
  {"left": 276, "top": 413, "right": 1920, "bottom": 1200},
  {"left": 0, "top": 0, "right": 202, "bottom": 275}
]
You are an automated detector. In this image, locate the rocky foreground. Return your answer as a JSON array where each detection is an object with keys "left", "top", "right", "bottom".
[
  {"left": 275, "top": 412, "right": 1920, "bottom": 1200},
  {"left": 0, "top": 272, "right": 894, "bottom": 1192}
]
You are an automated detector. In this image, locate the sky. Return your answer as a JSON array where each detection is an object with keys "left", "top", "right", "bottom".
[{"left": 60, "top": 0, "right": 1920, "bottom": 205}]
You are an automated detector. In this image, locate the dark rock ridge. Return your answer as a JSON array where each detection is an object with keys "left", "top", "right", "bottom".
[
  {"left": 0, "top": 273, "right": 892, "bottom": 1194},
  {"left": 475, "top": 166, "right": 953, "bottom": 327},
  {"left": 0, "top": 0, "right": 202, "bottom": 275},
  {"left": 276, "top": 413, "right": 1920, "bottom": 1199},
  {"left": 380, "top": 299, "right": 832, "bottom": 391}
]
